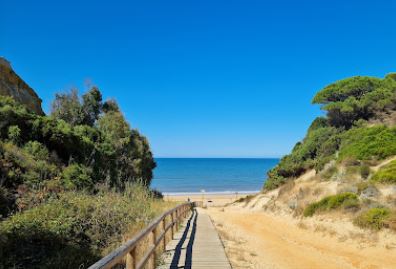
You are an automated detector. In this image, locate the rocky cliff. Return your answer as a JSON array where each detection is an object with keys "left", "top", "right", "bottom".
[{"left": 0, "top": 57, "right": 44, "bottom": 115}]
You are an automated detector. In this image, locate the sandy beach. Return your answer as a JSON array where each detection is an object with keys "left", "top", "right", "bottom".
[{"left": 164, "top": 192, "right": 256, "bottom": 207}]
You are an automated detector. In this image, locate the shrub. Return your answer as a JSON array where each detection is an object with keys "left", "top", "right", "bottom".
[
  {"left": 360, "top": 164, "right": 371, "bottom": 179},
  {"left": 264, "top": 174, "right": 287, "bottom": 190},
  {"left": 303, "top": 192, "right": 359, "bottom": 217},
  {"left": 371, "top": 160, "right": 396, "bottom": 184},
  {"left": 0, "top": 185, "right": 165, "bottom": 269},
  {"left": 265, "top": 125, "right": 341, "bottom": 189},
  {"left": 338, "top": 126, "right": 396, "bottom": 161},
  {"left": 234, "top": 194, "right": 255, "bottom": 205},
  {"left": 0, "top": 142, "right": 58, "bottom": 188},
  {"left": 7, "top": 125, "right": 21, "bottom": 144},
  {"left": 23, "top": 141, "right": 49, "bottom": 161},
  {"left": 0, "top": 186, "right": 15, "bottom": 217},
  {"left": 61, "top": 164, "right": 93, "bottom": 190},
  {"left": 356, "top": 181, "right": 375, "bottom": 194},
  {"left": 353, "top": 207, "right": 391, "bottom": 230}
]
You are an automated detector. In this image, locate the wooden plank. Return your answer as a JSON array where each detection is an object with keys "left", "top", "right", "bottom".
[{"left": 157, "top": 208, "right": 231, "bottom": 269}]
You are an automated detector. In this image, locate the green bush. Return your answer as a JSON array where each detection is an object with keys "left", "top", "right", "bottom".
[
  {"left": 371, "top": 160, "right": 396, "bottom": 184},
  {"left": 338, "top": 126, "right": 396, "bottom": 161},
  {"left": 353, "top": 207, "right": 390, "bottom": 230},
  {"left": 303, "top": 192, "right": 359, "bottom": 217},
  {"left": 265, "top": 124, "right": 341, "bottom": 189},
  {"left": 61, "top": 163, "right": 93, "bottom": 190},
  {"left": 7, "top": 125, "right": 21, "bottom": 144},
  {"left": 0, "top": 185, "right": 164, "bottom": 269},
  {"left": 23, "top": 141, "right": 50, "bottom": 161}
]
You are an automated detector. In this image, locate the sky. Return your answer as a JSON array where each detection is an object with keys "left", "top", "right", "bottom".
[{"left": 1, "top": 1, "right": 395, "bottom": 158}]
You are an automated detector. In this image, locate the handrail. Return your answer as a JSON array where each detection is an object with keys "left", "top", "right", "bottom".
[{"left": 88, "top": 202, "right": 193, "bottom": 269}]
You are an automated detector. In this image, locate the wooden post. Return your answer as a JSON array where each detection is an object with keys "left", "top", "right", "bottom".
[
  {"left": 126, "top": 247, "right": 136, "bottom": 269},
  {"left": 152, "top": 229, "right": 157, "bottom": 268},
  {"left": 162, "top": 218, "right": 166, "bottom": 251},
  {"left": 175, "top": 209, "right": 179, "bottom": 230},
  {"left": 171, "top": 212, "right": 174, "bottom": 239}
]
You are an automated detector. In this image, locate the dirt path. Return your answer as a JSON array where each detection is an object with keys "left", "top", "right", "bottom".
[{"left": 207, "top": 208, "right": 396, "bottom": 269}]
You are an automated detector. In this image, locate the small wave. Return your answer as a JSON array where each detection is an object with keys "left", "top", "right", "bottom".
[{"left": 162, "top": 190, "right": 260, "bottom": 196}]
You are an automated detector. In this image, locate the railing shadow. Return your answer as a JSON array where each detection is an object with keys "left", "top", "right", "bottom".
[
  {"left": 184, "top": 209, "right": 197, "bottom": 269},
  {"left": 169, "top": 209, "right": 197, "bottom": 269}
]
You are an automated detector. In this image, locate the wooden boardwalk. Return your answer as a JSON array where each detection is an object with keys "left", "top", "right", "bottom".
[{"left": 157, "top": 208, "right": 232, "bottom": 269}]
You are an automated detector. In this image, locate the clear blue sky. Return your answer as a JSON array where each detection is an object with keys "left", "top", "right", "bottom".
[{"left": 1, "top": 1, "right": 395, "bottom": 157}]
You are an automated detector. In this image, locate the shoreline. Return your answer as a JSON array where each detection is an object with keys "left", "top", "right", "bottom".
[
  {"left": 164, "top": 191, "right": 258, "bottom": 206},
  {"left": 162, "top": 190, "right": 260, "bottom": 196}
]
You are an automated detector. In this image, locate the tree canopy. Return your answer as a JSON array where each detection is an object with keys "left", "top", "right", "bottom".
[
  {"left": 0, "top": 87, "right": 156, "bottom": 217},
  {"left": 265, "top": 73, "right": 396, "bottom": 190}
]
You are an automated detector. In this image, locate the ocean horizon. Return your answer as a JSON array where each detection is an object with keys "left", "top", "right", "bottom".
[{"left": 151, "top": 158, "right": 279, "bottom": 194}]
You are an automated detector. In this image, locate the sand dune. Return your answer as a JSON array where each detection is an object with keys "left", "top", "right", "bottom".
[{"left": 207, "top": 207, "right": 396, "bottom": 269}]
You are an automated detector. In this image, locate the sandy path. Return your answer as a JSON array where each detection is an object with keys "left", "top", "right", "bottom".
[{"left": 207, "top": 208, "right": 396, "bottom": 269}]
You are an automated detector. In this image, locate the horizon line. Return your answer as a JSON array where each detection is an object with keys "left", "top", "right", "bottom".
[{"left": 154, "top": 156, "right": 282, "bottom": 159}]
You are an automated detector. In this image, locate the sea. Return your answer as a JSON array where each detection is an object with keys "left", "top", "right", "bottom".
[{"left": 151, "top": 158, "right": 279, "bottom": 195}]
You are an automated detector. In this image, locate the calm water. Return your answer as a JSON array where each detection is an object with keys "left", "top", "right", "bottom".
[{"left": 151, "top": 158, "right": 279, "bottom": 194}]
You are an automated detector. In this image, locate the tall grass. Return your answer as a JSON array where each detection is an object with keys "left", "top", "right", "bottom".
[{"left": 0, "top": 184, "right": 174, "bottom": 269}]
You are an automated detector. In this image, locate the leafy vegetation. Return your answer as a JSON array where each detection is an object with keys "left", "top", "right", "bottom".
[
  {"left": 371, "top": 160, "right": 396, "bottom": 184},
  {"left": 353, "top": 207, "right": 391, "bottom": 230},
  {"left": 0, "top": 185, "right": 170, "bottom": 269},
  {"left": 265, "top": 73, "right": 396, "bottom": 190},
  {"left": 0, "top": 86, "right": 164, "bottom": 268},
  {"left": 0, "top": 88, "right": 156, "bottom": 216},
  {"left": 338, "top": 126, "right": 396, "bottom": 161},
  {"left": 303, "top": 193, "right": 359, "bottom": 217}
]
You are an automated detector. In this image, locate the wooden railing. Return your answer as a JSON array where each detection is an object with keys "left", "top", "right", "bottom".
[{"left": 88, "top": 202, "right": 193, "bottom": 269}]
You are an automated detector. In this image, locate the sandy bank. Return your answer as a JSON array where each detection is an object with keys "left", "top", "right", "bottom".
[{"left": 207, "top": 207, "right": 396, "bottom": 269}]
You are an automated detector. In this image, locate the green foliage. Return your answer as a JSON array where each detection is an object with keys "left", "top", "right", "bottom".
[
  {"left": 51, "top": 89, "right": 84, "bottom": 126},
  {"left": 371, "top": 160, "right": 396, "bottom": 184},
  {"left": 0, "top": 185, "right": 162, "bottom": 269},
  {"left": 312, "top": 76, "right": 396, "bottom": 128},
  {"left": 265, "top": 73, "right": 396, "bottom": 190},
  {"left": 23, "top": 141, "right": 49, "bottom": 161},
  {"left": 0, "top": 87, "right": 156, "bottom": 208},
  {"left": 7, "top": 125, "right": 21, "bottom": 144},
  {"left": 303, "top": 193, "right": 359, "bottom": 217},
  {"left": 61, "top": 164, "right": 93, "bottom": 190},
  {"left": 0, "top": 142, "right": 58, "bottom": 189},
  {"left": 50, "top": 87, "right": 103, "bottom": 127},
  {"left": 0, "top": 80, "right": 160, "bottom": 268},
  {"left": 338, "top": 126, "right": 396, "bottom": 161},
  {"left": 265, "top": 122, "right": 341, "bottom": 189},
  {"left": 81, "top": 86, "right": 102, "bottom": 126},
  {"left": 96, "top": 110, "right": 156, "bottom": 188},
  {"left": 102, "top": 99, "right": 120, "bottom": 113},
  {"left": 353, "top": 207, "right": 391, "bottom": 230},
  {"left": 0, "top": 186, "right": 15, "bottom": 217}
]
